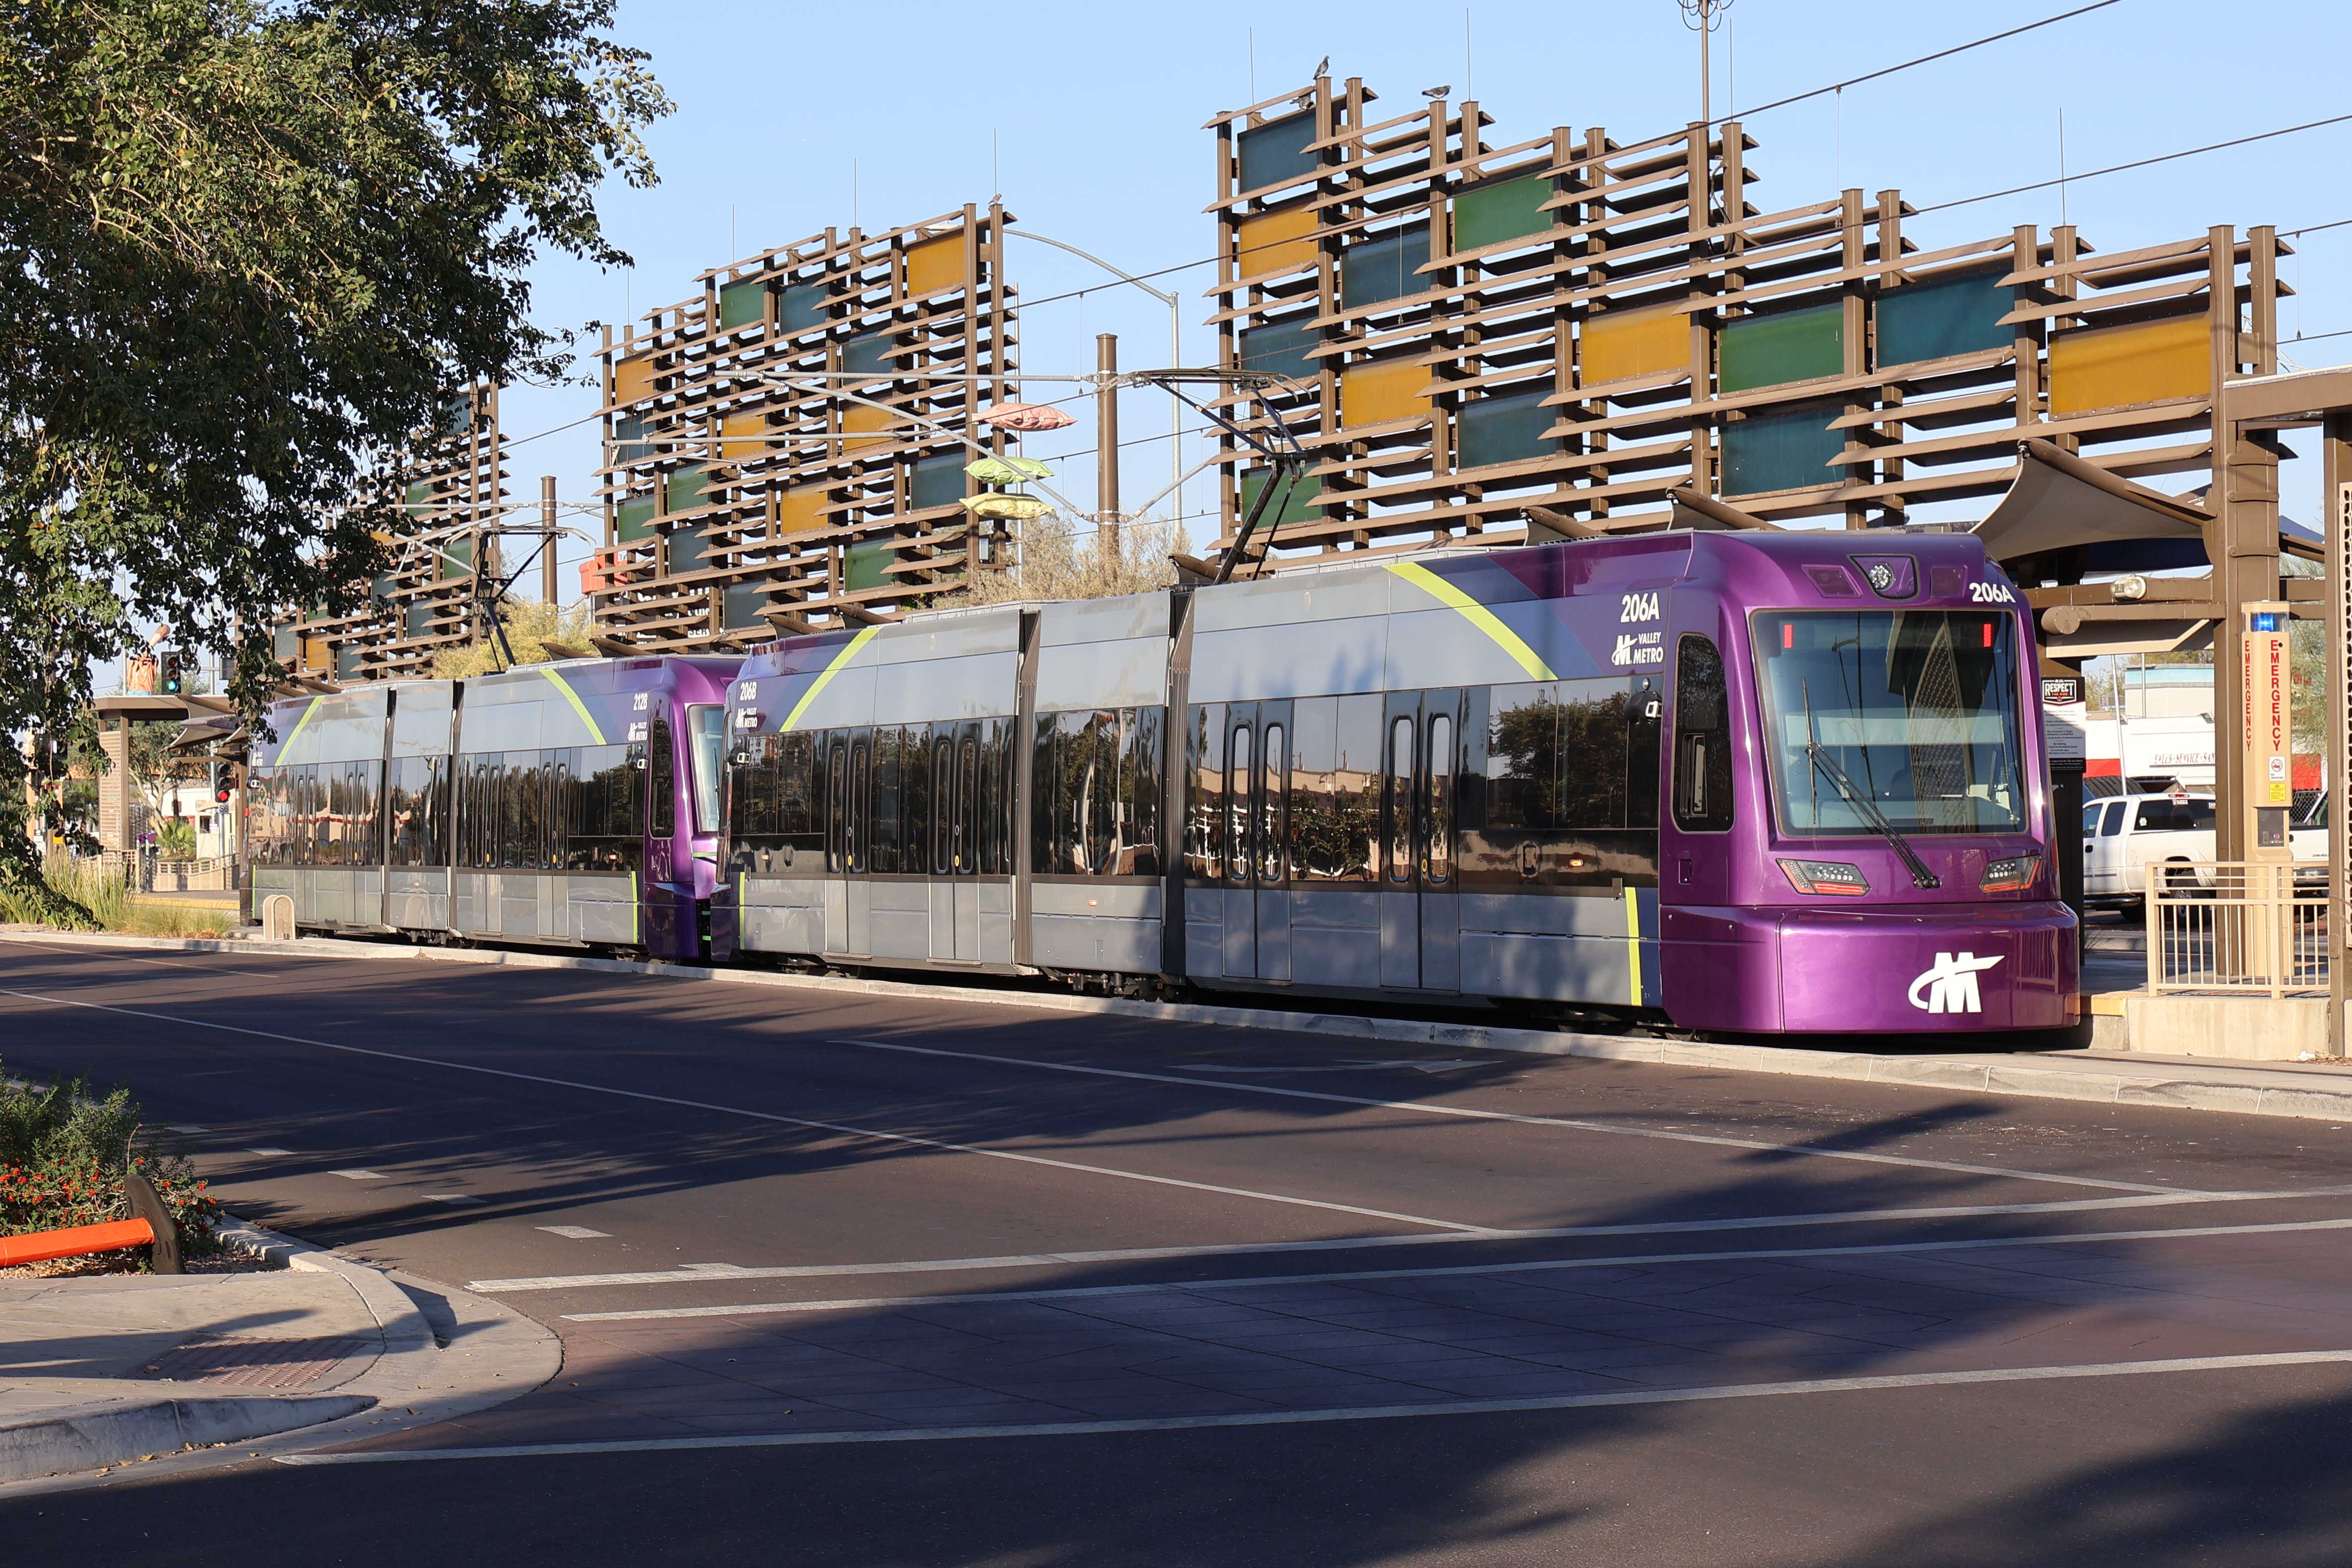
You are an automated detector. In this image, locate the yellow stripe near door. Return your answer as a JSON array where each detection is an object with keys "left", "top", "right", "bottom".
[
  {"left": 537, "top": 667, "right": 607, "bottom": 746},
  {"left": 1382, "top": 561, "right": 1558, "bottom": 681},
  {"left": 1623, "top": 886, "right": 1643, "bottom": 1006},
  {"left": 276, "top": 697, "right": 324, "bottom": 761},
  {"left": 782, "top": 625, "right": 882, "bottom": 732}
]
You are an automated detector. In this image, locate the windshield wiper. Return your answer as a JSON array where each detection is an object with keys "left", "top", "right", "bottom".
[{"left": 1804, "top": 741, "right": 1941, "bottom": 889}]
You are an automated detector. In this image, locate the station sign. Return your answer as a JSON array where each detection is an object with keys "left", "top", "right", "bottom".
[
  {"left": 2040, "top": 675, "right": 2084, "bottom": 707},
  {"left": 2240, "top": 602, "right": 2292, "bottom": 856}
]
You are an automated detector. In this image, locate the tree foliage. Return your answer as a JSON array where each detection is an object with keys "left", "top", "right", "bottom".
[{"left": 0, "top": 0, "right": 669, "bottom": 918}]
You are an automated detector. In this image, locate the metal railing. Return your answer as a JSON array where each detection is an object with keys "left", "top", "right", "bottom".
[
  {"left": 2146, "top": 860, "right": 2330, "bottom": 997},
  {"left": 95, "top": 851, "right": 238, "bottom": 893}
]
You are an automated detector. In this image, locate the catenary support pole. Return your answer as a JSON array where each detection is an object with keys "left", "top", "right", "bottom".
[{"left": 1097, "top": 333, "right": 1120, "bottom": 545}]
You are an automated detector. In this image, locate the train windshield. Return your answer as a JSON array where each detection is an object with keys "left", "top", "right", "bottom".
[
  {"left": 1753, "top": 609, "right": 2025, "bottom": 837},
  {"left": 686, "top": 704, "right": 725, "bottom": 833}
]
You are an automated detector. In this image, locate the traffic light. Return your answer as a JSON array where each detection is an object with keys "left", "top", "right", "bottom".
[
  {"left": 158, "top": 648, "right": 184, "bottom": 696},
  {"left": 210, "top": 760, "right": 233, "bottom": 806}
]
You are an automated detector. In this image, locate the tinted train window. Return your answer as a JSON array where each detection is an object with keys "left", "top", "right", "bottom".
[
  {"left": 1672, "top": 635, "right": 1735, "bottom": 833},
  {"left": 1185, "top": 704, "right": 1225, "bottom": 881},
  {"left": 687, "top": 705, "right": 723, "bottom": 834},
  {"left": 1038, "top": 708, "right": 1165, "bottom": 878},
  {"left": 649, "top": 716, "right": 675, "bottom": 838},
  {"left": 385, "top": 757, "right": 449, "bottom": 868}
]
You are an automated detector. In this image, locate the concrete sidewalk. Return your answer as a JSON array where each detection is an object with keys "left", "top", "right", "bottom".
[{"left": 0, "top": 1220, "right": 559, "bottom": 1489}]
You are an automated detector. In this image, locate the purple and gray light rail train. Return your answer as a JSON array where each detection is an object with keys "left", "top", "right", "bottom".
[{"left": 246, "top": 528, "right": 2076, "bottom": 1037}]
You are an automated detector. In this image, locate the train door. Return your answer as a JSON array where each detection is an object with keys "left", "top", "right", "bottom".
[
  {"left": 1379, "top": 689, "right": 1463, "bottom": 992},
  {"left": 822, "top": 734, "right": 850, "bottom": 953},
  {"left": 951, "top": 721, "right": 982, "bottom": 960},
  {"left": 1220, "top": 704, "right": 1257, "bottom": 977},
  {"left": 1254, "top": 703, "right": 1293, "bottom": 980}
]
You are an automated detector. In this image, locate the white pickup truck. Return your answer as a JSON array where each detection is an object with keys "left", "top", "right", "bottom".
[{"left": 2083, "top": 790, "right": 2326, "bottom": 909}]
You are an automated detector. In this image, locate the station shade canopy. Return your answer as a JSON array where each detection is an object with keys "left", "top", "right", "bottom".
[{"left": 1970, "top": 439, "right": 2213, "bottom": 566}]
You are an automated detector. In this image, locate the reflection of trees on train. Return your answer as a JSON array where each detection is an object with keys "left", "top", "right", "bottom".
[{"left": 1035, "top": 708, "right": 1163, "bottom": 877}]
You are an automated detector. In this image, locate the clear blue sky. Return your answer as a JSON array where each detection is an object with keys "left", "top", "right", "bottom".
[{"left": 137, "top": 0, "right": 2352, "bottom": 683}]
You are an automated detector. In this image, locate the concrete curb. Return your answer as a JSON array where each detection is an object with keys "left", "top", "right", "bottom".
[
  {"left": 0, "top": 1394, "right": 373, "bottom": 1485},
  {"left": 9, "top": 927, "right": 2349, "bottom": 1123}
]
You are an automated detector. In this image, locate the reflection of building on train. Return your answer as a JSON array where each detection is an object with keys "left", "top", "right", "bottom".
[{"left": 243, "top": 530, "right": 2076, "bottom": 1037}]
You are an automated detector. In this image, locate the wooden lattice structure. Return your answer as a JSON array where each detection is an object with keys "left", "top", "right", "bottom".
[
  {"left": 271, "top": 384, "right": 508, "bottom": 681},
  {"left": 589, "top": 202, "right": 1019, "bottom": 647},
  {"left": 1205, "top": 75, "right": 2286, "bottom": 567}
]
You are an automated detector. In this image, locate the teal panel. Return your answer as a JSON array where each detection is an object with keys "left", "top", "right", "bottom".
[
  {"left": 1454, "top": 175, "right": 1553, "bottom": 253},
  {"left": 1456, "top": 389, "right": 1557, "bottom": 471},
  {"left": 778, "top": 281, "right": 830, "bottom": 335},
  {"left": 910, "top": 452, "right": 965, "bottom": 511},
  {"left": 845, "top": 538, "right": 896, "bottom": 592},
  {"left": 1239, "top": 467, "right": 1322, "bottom": 530},
  {"left": 272, "top": 626, "right": 298, "bottom": 662},
  {"left": 718, "top": 277, "right": 766, "bottom": 331},
  {"left": 335, "top": 645, "right": 364, "bottom": 680},
  {"left": 668, "top": 522, "right": 714, "bottom": 576},
  {"left": 438, "top": 396, "right": 472, "bottom": 437},
  {"left": 616, "top": 495, "right": 656, "bottom": 543},
  {"left": 1237, "top": 112, "right": 1318, "bottom": 192},
  {"left": 1877, "top": 267, "right": 2013, "bottom": 369},
  {"left": 369, "top": 571, "right": 396, "bottom": 605},
  {"left": 402, "top": 600, "right": 434, "bottom": 638},
  {"left": 1341, "top": 225, "right": 1432, "bottom": 311},
  {"left": 1239, "top": 315, "right": 1320, "bottom": 382},
  {"left": 723, "top": 581, "right": 771, "bottom": 632},
  {"left": 612, "top": 411, "right": 651, "bottom": 464},
  {"left": 843, "top": 331, "right": 896, "bottom": 376},
  {"left": 1719, "top": 302, "right": 1844, "bottom": 393},
  {"left": 1720, "top": 402, "right": 1847, "bottom": 496},
  {"left": 666, "top": 467, "right": 709, "bottom": 513}
]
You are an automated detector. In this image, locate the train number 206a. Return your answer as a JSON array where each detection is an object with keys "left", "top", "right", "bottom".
[
  {"left": 1619, "top": 592, "right": 1661, "bottom": 624},
  {"left": 1968, "top": 581, "right": 2016, "bottom": 604}
]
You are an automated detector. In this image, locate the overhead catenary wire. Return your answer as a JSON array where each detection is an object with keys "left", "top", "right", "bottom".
[
  {"left": 1913, "top": 110, "right": 2352, "bottom": 216},
  {"left": 1718, "top": 1, "right": 2123, "bottom": 127}
]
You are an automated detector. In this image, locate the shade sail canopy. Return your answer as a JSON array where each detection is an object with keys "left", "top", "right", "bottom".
[{"left": 1972, "top": 439, "right": 2213, "bottom": 565}]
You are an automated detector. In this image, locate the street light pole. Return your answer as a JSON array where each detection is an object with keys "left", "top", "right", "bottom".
[{"left": 1005, "top": 230, "right": 1184, "bottom": 532}]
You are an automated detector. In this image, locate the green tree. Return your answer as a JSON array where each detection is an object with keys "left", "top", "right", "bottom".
[{"left": 0, "top": 0, "right": 669, "bottom": 921}]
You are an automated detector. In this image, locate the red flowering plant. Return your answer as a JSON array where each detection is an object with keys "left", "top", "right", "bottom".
[{"left": 0, "top": 1060, "right": 217, "bottom": 1265}]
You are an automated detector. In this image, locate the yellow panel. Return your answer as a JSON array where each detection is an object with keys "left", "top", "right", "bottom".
[
  {"left": 1237, "top": 205, "right": 1319, "bottom": 275},
  {"left": 906, "top": 234, "right": 965, "bottom": 297},
  {"left": 2048, "top": 314, "right": 2211, "bottom": 416},
  {"left": 1580, "top": 307, "right": 1689, "bottom": 387},
  {"left": 841, "top": 403, "right": 895, "bottom": 451},
  {"left": 718, "top": 410, "right": 769, "bottom": 461},
  {"left": 1341, "top": 359, "right": 1431, "bottom": 427},
  {"left": 299, "top": 636, "right": 333, "bottom": 670},
  {"left": 775, "top": 485, "right": 830, "bottom": 535},
  {"left": 612, "top": 353, "right": 658, "bottom": 405}
]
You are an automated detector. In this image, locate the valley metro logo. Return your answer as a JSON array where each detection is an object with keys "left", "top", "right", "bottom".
[{"left": 1907, "top": 951, "right": 2005, "bottom": 1014}]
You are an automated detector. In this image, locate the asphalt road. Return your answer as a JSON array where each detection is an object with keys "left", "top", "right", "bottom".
[{"left": 4, "top": 933, "right": 2352, "bottom": 1565}]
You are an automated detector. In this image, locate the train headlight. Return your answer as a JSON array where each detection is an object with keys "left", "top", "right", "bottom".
[
  {"left": 1779, "top": 859, "right": 1871, "bottom": 896},
  {"left": 1980, "top": 855, "right": 2039, "bottom": 893}
]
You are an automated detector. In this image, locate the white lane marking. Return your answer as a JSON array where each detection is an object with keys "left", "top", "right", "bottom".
[
  {"left": 425, "top": 1194, "right": 485, "bottom": 1205},
  {"left": 330, "top": 1169, "right": 385, "bottom": 1181},
  {"left": 537, "top": 1226, "right": 610, "bottom": 1240},
  {"left": 560, "top": 1215, "right": 2352, "bottom": 1322},
  {"left": 464, "top": 1188, "right": 2330, "bottom": 1294},
  {"left": 833, "top": 1037, "right": 2193, "bottom": 1196},
  {"left": 169, "top": 1125, "right": 208, "bottom": 1134},
  {"left": 272, "top": 1349, "right": 2352, "bottom": 1464},
  {"left": 246, "top": 1147, "right": 293, "bottom": 1157},
  {"left": 1169, "top": 1059, "right": 1487, "bottom": 1075},
  {"left": 0, "top": 986, "right": 1495, "bottom": 1238}
]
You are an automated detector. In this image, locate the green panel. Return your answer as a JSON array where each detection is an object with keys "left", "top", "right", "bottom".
[
  {"left": 1340, "top": 226, "right": 1431, "bottom": 311},
  {"left": 778, "top": 281, "right": 830, "bottom": 335},
  {"left": 722, "top": 580, "right": 771, "bottom": 632},
  {"left": 910, "top": 452, "right": 965, "bottom": 511},
  {"left": 402, "top": 600, "right": 434, "bottom": 638},
  {"left": 616, "top": 495, "right": 656, "bottom": 543},
  {"left": 1877, "top": 267, "right": 2013, "bottom": 369},
  {"left": 1719, "top": 302, "right": 1844, "bottom": 393},
  {"left": 666, "top": 466, "right": 708, "bottom": 513},
  {"left": 668, "top": 522, "right": 713, "bottom": 576},
  {"left": 612, "top": 411, "right": 651, "bottom": 464},
  {"left": 844, "top": 537, "right": 896, "bottom": 592},
  {"left": 1239, "top": 467, "right": 1322, "bottom": 531},
  {"left": 1720, "top": 402, "right": 1847, "bottom": 497},
  {"left": 1454, "top": 176, "right": 1553, "bottom": 253},
  {"left": 718, "top": 277, "right": 766, "bottom": 331},
  {"left": 1237, "top": 112, "right": 1318, "bottom": 192},
  {"left": 272, "top": 626, "right": 298, "bottom": 662},
  {"left": 843, "top": 331, "right": 896, "bottom": 377},
  {"left": 437, "top": 533, "right": 473, "bottom": 580},
  {"left": 404, "top": 481, "right": 435, "bottom": 515},
  {"left": 1238, "top": 315, "right": 1320, "bottom": 382},
  {"left": 1456, "top": 389, "right": 1557, "bottom": 471}
]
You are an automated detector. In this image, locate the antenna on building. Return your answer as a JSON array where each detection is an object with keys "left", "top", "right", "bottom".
[{"left": 1678, "top": 0, "right": 1733, "bottom": 127}]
